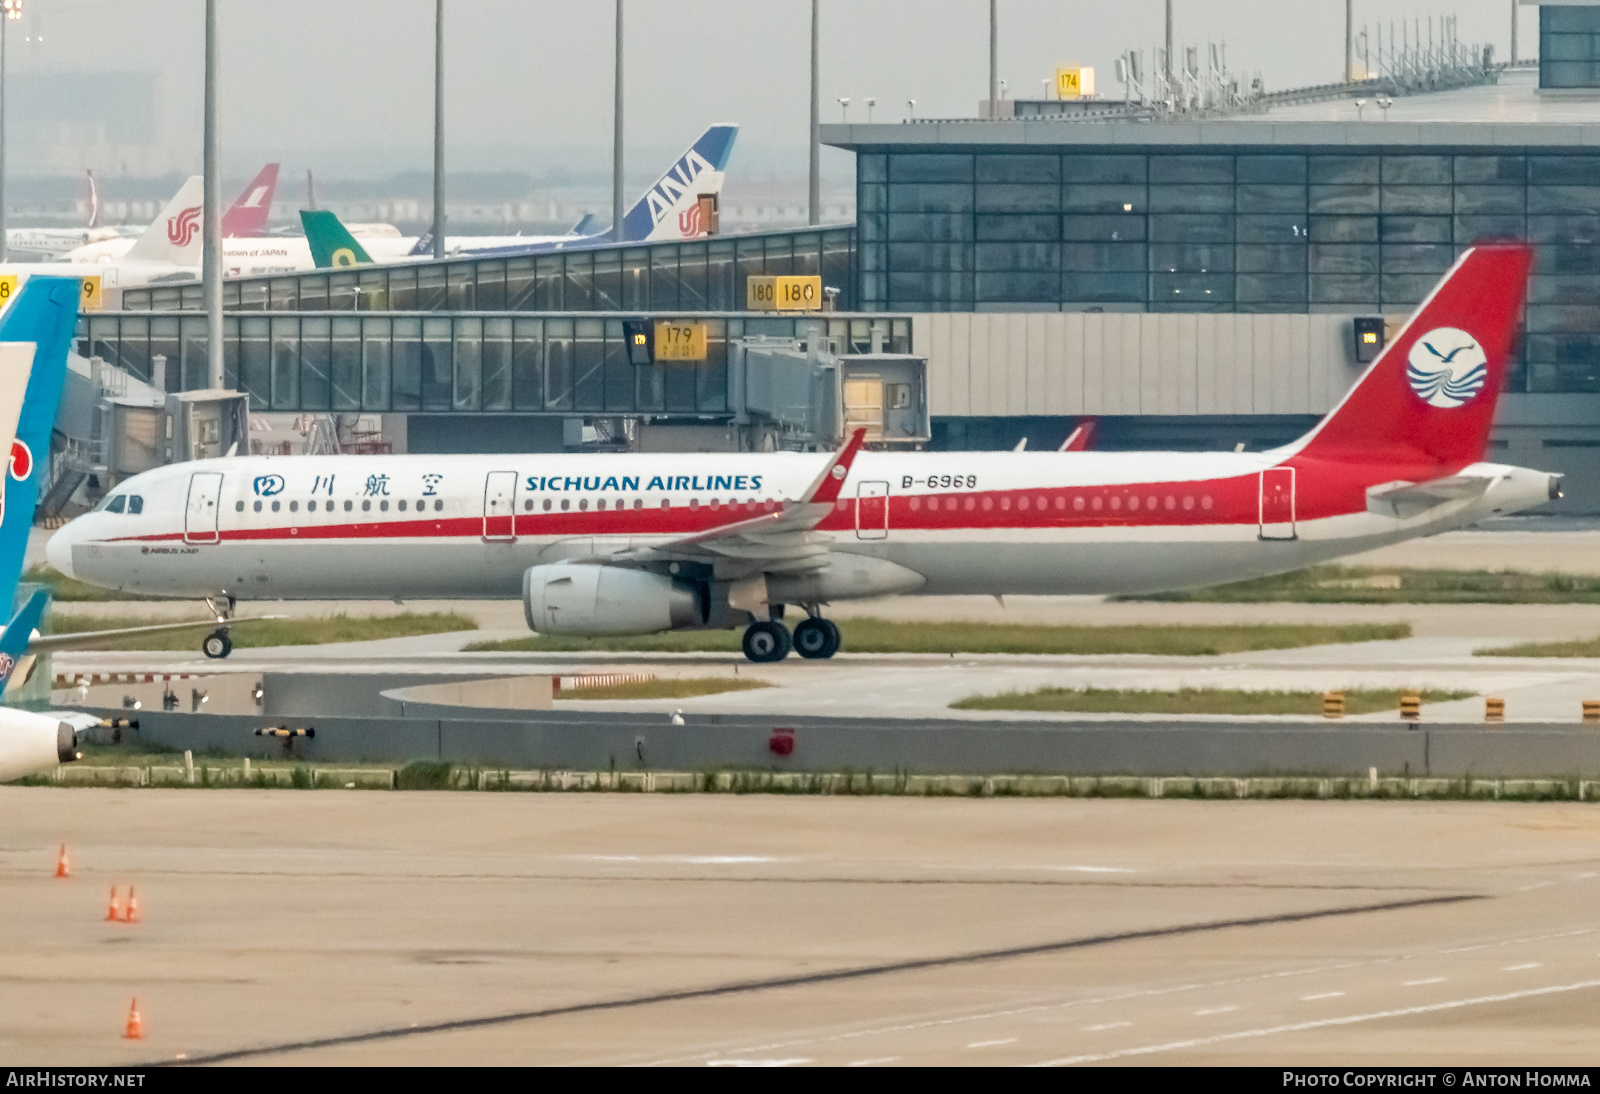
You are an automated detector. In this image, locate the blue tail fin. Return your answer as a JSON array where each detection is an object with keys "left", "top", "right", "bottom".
[
  {"left": 616, "top": 123, "right": 739, "bottom": 243},
  {"left": 0, "top": 277, "right": 85, "bottom": 607},
  {"left": 567, "top": 212, "right": 598, "bottom": 237},
  {"left": 0, "top": 587, "right": 46, "bottom": 689}
]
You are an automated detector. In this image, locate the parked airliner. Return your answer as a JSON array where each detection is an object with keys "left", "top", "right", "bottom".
[{"left": 48, "top": 245, "right": 1556, "bottom": 662}]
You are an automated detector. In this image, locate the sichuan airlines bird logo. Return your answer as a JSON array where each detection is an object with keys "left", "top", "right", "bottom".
[
  {"left": 167, "top": 205, "right": 202, "bottom": 247},
  {"left": 1406, "top": 328, "right": 1488, "bottom": 409}
]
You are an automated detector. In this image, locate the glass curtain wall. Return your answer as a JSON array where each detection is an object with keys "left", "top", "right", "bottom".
[
  {"left": 78, "top": 313, "right": 912, "bottom": 415},
  {"left": 860, "top": 148, "right": 1600, "bottom": 392},
  {"left": 123, "top": 228, "right": 857, "bottom": 316}
]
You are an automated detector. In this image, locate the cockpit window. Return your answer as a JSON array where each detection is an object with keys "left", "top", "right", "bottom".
[
  {"left": 104, "top": 495, "right": 126, "bottom": 514},
  {"left": 127, "top": 495, "right": 144, "bottom": 515}
]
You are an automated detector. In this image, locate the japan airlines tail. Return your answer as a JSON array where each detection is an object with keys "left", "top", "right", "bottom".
[{"left": 46, "top": 245, "right": 1557, "bottom": 662}]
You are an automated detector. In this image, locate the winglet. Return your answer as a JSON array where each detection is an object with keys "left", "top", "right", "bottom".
[
  {"left": 0, "top": 588, "right": 47, "bottom": 688},
  {"left": 799, "top": 428, "right": 867, "bottom": 506}
]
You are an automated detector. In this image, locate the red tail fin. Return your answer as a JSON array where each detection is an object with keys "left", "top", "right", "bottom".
[
  {"left": 1293, "top": 243, "right": 1531, "bottom": 467},
  {"left": 221, "top": 163, "right": 280, "bottom": 238}
]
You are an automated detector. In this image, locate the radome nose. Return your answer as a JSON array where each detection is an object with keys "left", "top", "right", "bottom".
[{"left": 45, "top": 523, "right": 75, "bottom": 579}]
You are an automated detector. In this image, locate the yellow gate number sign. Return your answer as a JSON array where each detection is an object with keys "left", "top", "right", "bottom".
[
  {"left": 746, "top": 274, "right": 822, "bottom": 312},
  {"left": 80, "top": 276, "right": 103, "bottom": 311},
  {"left": 1055, "top": 66, "right": 1095, "bottom": 99},
  {"left": 0, "top": 275, "right": 16, "bottom": 309},
  {"left": 654, "top": 319, "right": 707, "bottom": 361}
]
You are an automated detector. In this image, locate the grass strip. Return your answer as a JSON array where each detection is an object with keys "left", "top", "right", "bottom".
[
  {"left": 23, "top": 564, "right": 165, "bottom": 602},
  {"left": 465, "top": 618, "right": 1410, "bottom": 657},
  {"left": 562, "top": 677, "right": 772, "bottom": 701},
  {"left": 46, "top": 611, "right": 478, "bottom": 650},
  {"left": 1124, "top": 565, "right": 1600, "bottom": 605},
  {"left": 951, "top": 686, "right": 1474, "bottom": 715},
  {"left": 1477, "top": 637, "right": 1600, "bottom": 657}
]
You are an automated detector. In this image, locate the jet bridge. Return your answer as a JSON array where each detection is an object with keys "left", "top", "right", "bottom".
[{"left": 730, "top": 335, "right": 929, "bottom": 451}]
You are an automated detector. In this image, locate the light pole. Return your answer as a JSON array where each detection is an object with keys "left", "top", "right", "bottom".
[
  {"left": 988, "top": 0, "right": 997, "bottom": 115},
  {"left": 808, "top": 0, "right": 819, "bottom": 226},
  {"left": 612, "top": 0, "right": 624, "bottom": 241},
  {"left": 1, "top": 0, "right": 22, "bottom": 266},
  {"left": 864, "top": 96, "right": 875, "bottom": 123},
  {"left": 432, "top": 0, "right": 444, "bottom": 259},
  {"left": 837, "top": 96, "right": 849, "bottom": 123},
  {"left": 202, "top": 0, "right": 222, "bottom": 389}
]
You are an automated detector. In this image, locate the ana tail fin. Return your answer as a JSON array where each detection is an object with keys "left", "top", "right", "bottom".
[
  {"left": 567, "top": 212, "right": 598, "bottom": 237},
  {"left": 1291, "top": 243, "right": 1533, "bottom": 467},
  {"left": 122, "top": 176, "right": 204, "bottom": 265},
  {"left": 299, "top": 210, "right": 374, "bottom": 268},
  {"left": 221, "top": 163, "right": 279, "bottom": 238},
  {"left": 617, "top": 123, "right": 738, "bottom": 243}
]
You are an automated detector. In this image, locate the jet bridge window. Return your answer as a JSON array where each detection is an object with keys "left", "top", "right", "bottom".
[{"left": 104, "top": 495, "right": 126, "bottom": 514}]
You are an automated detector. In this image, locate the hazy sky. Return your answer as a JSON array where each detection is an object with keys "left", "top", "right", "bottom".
[{"left": 7, "top": 1, "right": 1543, "bottom": 182}]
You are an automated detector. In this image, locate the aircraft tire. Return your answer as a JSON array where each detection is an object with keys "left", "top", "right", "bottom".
[
  {"left": 203, "top": 630, "right": 233, "bottom": 660},
  {"left": 793, "top": 617, "right": 837, "bottom": 660},
  {"left": 742, "top": 620, "right": 791, "bottom": 663}
]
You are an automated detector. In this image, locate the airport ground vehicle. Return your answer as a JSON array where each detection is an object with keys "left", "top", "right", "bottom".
[{"left": 48, "top": 246, "right": 1555, "bottom": 662}]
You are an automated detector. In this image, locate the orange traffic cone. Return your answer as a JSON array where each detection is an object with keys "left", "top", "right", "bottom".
[
  {"left": 105, "top": 886, "right": 120, "bottom": 922},
  {"left": 124, "top": 885, "right": 139, "bottom": 924},
  {"left": 123, "top": 998, "right": 143, "bottom": 1040},
  {"left": 54, "top": 843, "right": 70, "bottom": 878}
]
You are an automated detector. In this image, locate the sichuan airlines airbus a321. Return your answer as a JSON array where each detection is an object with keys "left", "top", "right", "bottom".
[{"left": 49, "top": 244, "right": 1559, "bottom": 663}]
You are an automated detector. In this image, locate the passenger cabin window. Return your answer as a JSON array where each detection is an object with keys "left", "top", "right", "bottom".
[
  {"left": 254, "top": 500, "right": 263, "bottom": 513},
  {"left": 434, "top": 499, "right": 443, "bottom": 512},
  {"left": 271, "top": 500, "right": 281, "bottom": 512},
  {"left": 397, "top": 500, "right": 407, "bottom": 512},
  {"left": 344, "top": 500, "right": 353, "bottom": 512},
  {"left": 235, "top": 501, "right": 244, "bottom": 512},
  {"left": 104, "top": 495, "right": 126, "bottom": 514}
]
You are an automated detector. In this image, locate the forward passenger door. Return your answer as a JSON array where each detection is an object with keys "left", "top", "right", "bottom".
[
  {"left": 483, "top": 471, "right": 518, "bottom": 542},
  {"left": 856, "top": 480, "right": 889, "bottom": 540},
  {"left": 183, "top": 471, "right": 224, "bottom": 545},
  {"left": 1258, "top": 467, "right": 1296, "bottom": 540}
]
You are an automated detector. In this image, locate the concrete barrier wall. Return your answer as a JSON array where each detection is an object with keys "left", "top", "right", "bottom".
[{"left": 105, "top": 707, "right": 1600, "bottom": 780}]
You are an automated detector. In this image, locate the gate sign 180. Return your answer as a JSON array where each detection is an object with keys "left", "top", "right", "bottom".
[{"left": 746, "top": 275, "right": 822, "bottom": 312}]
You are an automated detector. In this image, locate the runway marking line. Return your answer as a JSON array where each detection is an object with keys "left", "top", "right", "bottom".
[
  {"left": 1300, "top": 992, "right": 1345, "bottom": 1000},
  {"left": 966, "top": 1038, "right": 1017, "bottom": 1048},
  {"left": 646, "top": 924, "right": 1599, "bottom": 1065},
  {"left": 1504, "top": 962, "right": 1542, "bottom": 971},
  {"left": 163, "top": 893, "right": 1481, "bottom": 1066},
  {"left": 845, "top": 1057, "right": 901, "bottom": 1067},
  {"left": 1031, "top": 977, "right": 1600, "bottom": 1066},
  {"left": 1194, "top": 1005, "right": 1240, "bottom": 1015}
]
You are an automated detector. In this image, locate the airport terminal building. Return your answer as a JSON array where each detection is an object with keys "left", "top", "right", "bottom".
[{"left": 66, "top": 64, "right": 1600, "bottom": 511}]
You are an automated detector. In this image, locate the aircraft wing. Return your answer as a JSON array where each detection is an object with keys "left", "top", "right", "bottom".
[
  {"left": 603, "top": 429, "right": 868, "bottom": 579},
  {"left": 25, "top": 614, "right": 286, "bottom": 655},
  {"left": 1366, "top": 474, "right": 1501, "bottom": 518}
]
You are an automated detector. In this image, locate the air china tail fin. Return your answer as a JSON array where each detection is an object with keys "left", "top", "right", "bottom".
[
  {"left": 0, "top": 278, "right": 82, "bottom": 603},
  {"left": 1292, "top": 243, "right": 1532, "bottom": 467},
  {"left": 221, "top": 163, "right": 280, "bottom": 238},
  {"left": 617, "top": 123, "right": 738, "bottom": 243},
  {"left": 300, "top": 210, "right": 374, "bottom": 268},
  {"left": 122, "top": 176, "right": 204, "bottom": 265}
]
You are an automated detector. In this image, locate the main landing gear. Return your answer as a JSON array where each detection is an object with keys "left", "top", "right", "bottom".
[{"left": 740, "top": 611, "right": 841, "bottom": 663}]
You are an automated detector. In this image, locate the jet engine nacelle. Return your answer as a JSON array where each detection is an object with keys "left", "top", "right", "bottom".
[
  {"left": 0, "top": 708, "right": 80, "bottom": 783},
  {"left": 523, "top": 563, "right": 703, "bottom": 636}
]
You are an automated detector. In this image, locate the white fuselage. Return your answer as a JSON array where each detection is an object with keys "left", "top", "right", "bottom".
[{"left": 48, "top": 449, "right": 1554, "bottom": 605}]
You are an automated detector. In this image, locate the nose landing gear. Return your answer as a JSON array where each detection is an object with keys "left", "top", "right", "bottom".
[{"left": 792, "top": 616, "right": 841, "bottom": 660}]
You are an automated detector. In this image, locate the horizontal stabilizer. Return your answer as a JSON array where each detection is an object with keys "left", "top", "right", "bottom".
[{"left": 1366, "top": 474, "right": 1498, "bottom": 518}]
